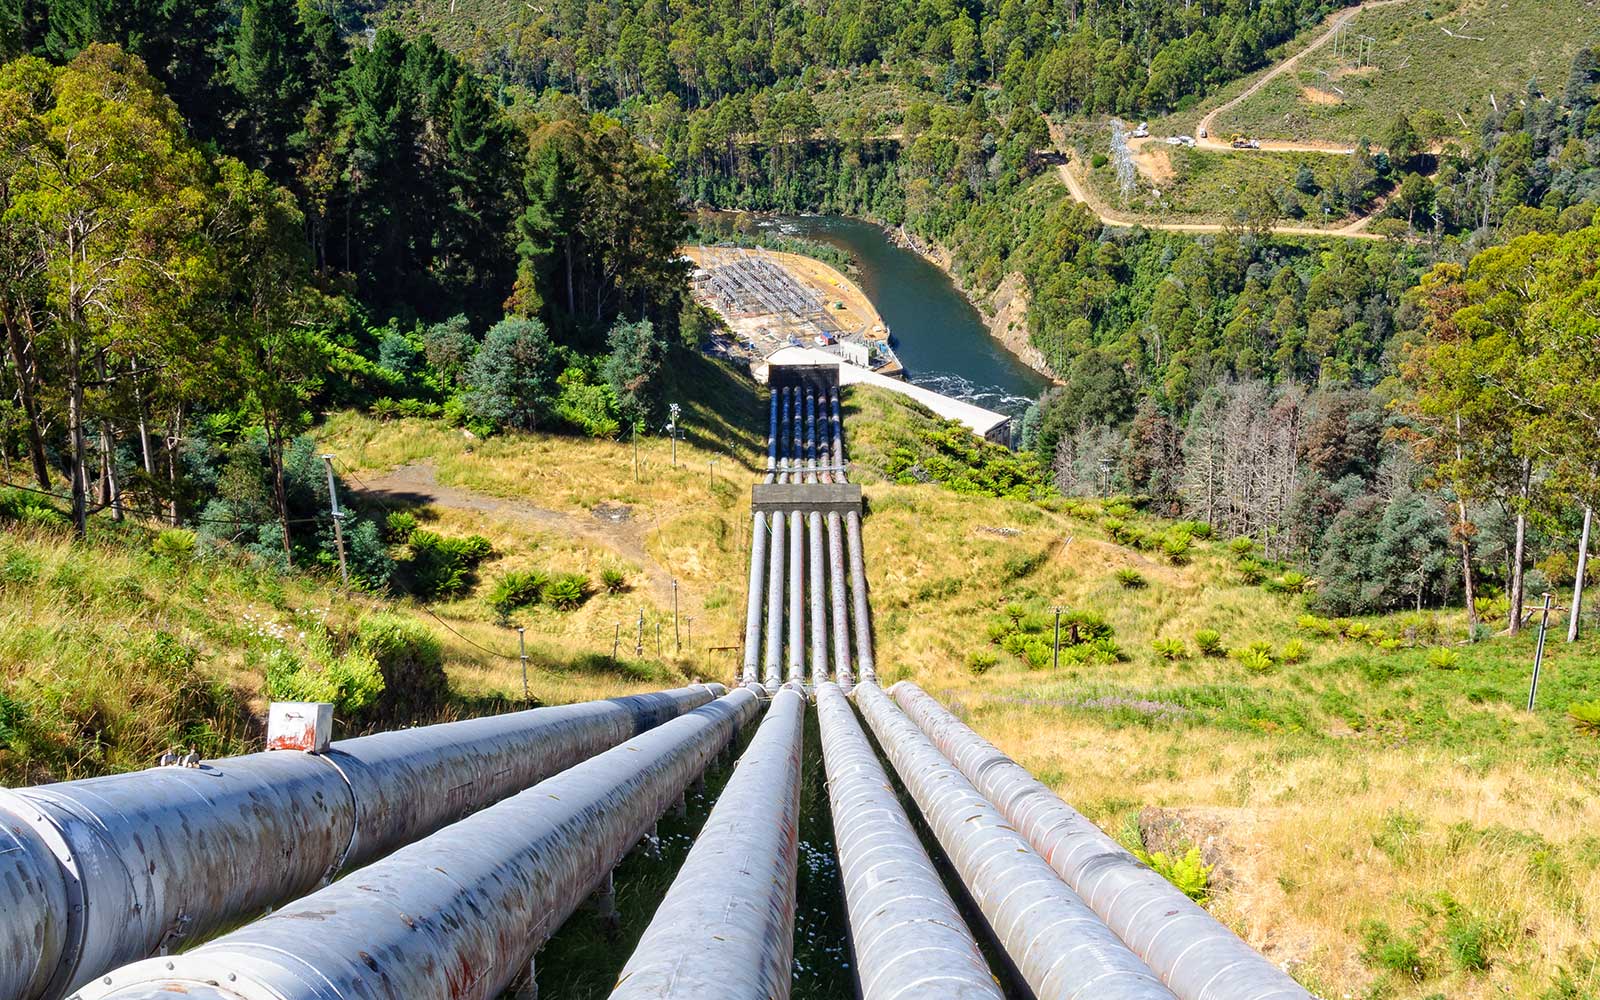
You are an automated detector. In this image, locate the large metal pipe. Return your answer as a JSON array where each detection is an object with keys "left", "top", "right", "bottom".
[
  {"left": 890, "top": 683, "right": 1311, "bottom": 1000},
  {"left": 808, "top": 510, "right": 829, "bottom": 685},
  {"left": 742, "top": 512, "right": 769, "bottom": 685},
  {"left": 845, "top": 511, "right": 875, "bottom": 684},
  {"left": 610, "top": 685, "right": 804, "bottom": 1000},
  {"left": 825, "top": 511, "right": 852, "bottom": 690},
  {"left": 77, "top": 690, "right": 762, "bottom": 1000},
  {"left": 780, "top": 385, "right": 793, "bottom": 483},
  {"left": 830, "top": 389, "right": 845, "bottom": 480},
  {"left": 815, "top": 684, "right": 999, "bottom": 1000},
  {"left": 1, "top": 685, "right": 722, "bottom": 1000},
  {"left": 765, "top": 391, "right": 778, "bottom": 483},
  {"left": 805, "top": 387, "right": 817, "bottom": 483},
  {"left": 764, "top": 511, "right": 786, "bottom": 687},
  {"left": 853, "top": 684, "right": 1175, "bottom": 1000},
  {"left": 787, "top": 509, "right": 804, "bottom": 684},
  {"left": 791, "top": 388, "right": 802, "bottom": 487}
]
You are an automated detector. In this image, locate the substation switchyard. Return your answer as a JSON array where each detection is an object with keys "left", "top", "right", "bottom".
[{"left": 0, "top": 360, "right": 1310, "bottom": 1000}]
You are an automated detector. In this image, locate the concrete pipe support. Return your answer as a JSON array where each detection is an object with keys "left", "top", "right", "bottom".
[
  {"left": 853, "top": 684, "right": 1175, "bottom": 1000},
  {"left": 75, "top": 690, "right": 762, "bottom": 1000},
  {"left": 815, "top": 684, "right": 999, "bottom": 1000},
  {"left": 889, "top": 683, "right": 1311, "bottom": 1000},
  {"left": 609, "top": 685, "right": 805, "bottom": 1000},
  {"left": 0, "top": 685, "right": 722, "bottom": 1000}
]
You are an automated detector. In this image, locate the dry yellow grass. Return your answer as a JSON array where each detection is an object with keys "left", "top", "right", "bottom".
[{"left": 856, "top": 473, "right": 1599, "bottom": 999}]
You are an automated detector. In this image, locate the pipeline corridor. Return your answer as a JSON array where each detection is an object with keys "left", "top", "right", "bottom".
[
  {"left": 741, "top": 367, "right": 874, "bottom": 690},
  {"left": 0, "top": 359, "right": 1311, "bottom": 1000}
]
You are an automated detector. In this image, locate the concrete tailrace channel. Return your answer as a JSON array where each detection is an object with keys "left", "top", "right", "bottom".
[{"left": 1, "top": 359, "right": 1309, "bottom": 1000}]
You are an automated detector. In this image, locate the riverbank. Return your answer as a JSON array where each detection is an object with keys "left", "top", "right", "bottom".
[{"left": 888, "top": 225, "right": 1058, "bottom": 382}]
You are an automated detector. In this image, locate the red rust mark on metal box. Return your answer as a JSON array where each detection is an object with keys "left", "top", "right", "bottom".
[{"left": 266, "top": 717, "right": 320, "bottom": 752}]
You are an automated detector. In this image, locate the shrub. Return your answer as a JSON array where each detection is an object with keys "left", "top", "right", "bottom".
[
  {"left": 1227, "top": 537, "right": 1256, "bottom": 559},
  {"left": 1568, "top": 700, "right": 1600, "bottom": 735},
  {"left": 1151, "top": 638, "right": 1188, "bottom": 661},
  {"left": 1136, "top": 846, "right": 1212, "bottom": 903},
  {"left": 1297, "top": 614, "right": 1336, "bottom": 637},
  {"left": 1444, "top": 913, "right": 1493, "bottom": 972},
  {"left": 405, "top": 530, "right": 493, "bottom": 600},
  {"left": 600, "top": 567, "right": 628, "bottom": 594},
  {"left": 384, "top": 511, "right": 418, "bottom": 542},
  {"left": 1004, "top": 603, "right": 1026, "bottom": 623},
  {"left": 1280, "top": 638, "right": 1308, "bottom": 664},
  {"left": 1268, "top": 570, "right": 1309, "bottom": 594},
  {"left": 1000, "top": 631, "right": 1028, "bottom": 656},
  {"left": 488, "top": 570, "right": 548, "bottom": 619},
  {"left": 265, "top": 644, "right": 385, "bottom": 719},
  {"left": 1236, "top": 558, "right": 1266, "bottom": 585},
  {"left": 966, "top": 649, "right": 998, "bottom": 675},
  {"left": 1115, "top": 568, "right": 1147, "bottom": 589},
  {"left": 1162, "top": 534, "right": 1192, "bottom": 565},
  {"left": 464, "top": 316, "right": 558, "bottom": 432},
  {"left": 1021, "top": 637, "right": 1052, "bottom": 670},
  {"left": 1090, "top": 151, "right": 1109, "bottom": 168},
  {"left": 1341, "top": 620, "right": 1371, "bottom": 641},
  {"left": 1236, "top": 648, "right": 1274, "bottom": 672},
  {"left": 1360, "top": 920, "right": 1427, "bottom": 980},
  {"left": 357, "top": 614, "right": 447, "bottom": 720},
  {"left": 345, "top": 518, "right": 397, "bottom": 591},
  {"left": 985, "top": 620, "right": 1012, "bottom": 644},
  {"left": 0, "top": 489, "right": 68, "bottom": 528},
  {"left": 1194, "top": 629, "right": 1224, "bottom": 656},
  {"left": 542, "top": 573, "right": 589, "bottom": 610},
  {"left": 1425, "top": 647, "right": 1461, "bottom": 671},
  {"left": 1177, "top": 520, "right": 1214, "bottom": 540},
  {"left": 1087, "top": 636, "right": 1127, "bottom": 663},
  {"left": 1063, "top": 610, "right": 1114, "bottom": 642},
  {"left": 151, "top": 529, "right": 197, "bottom": 560}
]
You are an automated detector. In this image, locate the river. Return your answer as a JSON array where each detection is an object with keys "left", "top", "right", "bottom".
[{"left": 709, "top": 213, "right": 1052, "bottom": 417}]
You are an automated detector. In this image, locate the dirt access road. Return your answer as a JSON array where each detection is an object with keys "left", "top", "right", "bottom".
[
  {"left": 361, "top": 461, "right": 677, "bottom": 604},
  {"left": 1048, "top": 0, "right": 1418, "bottom": 239},
  {"left": 1195, "top": 0, "right": 1412, "bottom": 153},
  {"left": 1048, "top": 126, "right": 1386, "bottom": 240}
]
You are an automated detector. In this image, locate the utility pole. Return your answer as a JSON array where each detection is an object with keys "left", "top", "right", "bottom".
[
  {"left": 633, "top": 424, "right": 639, "bottom": 483},
  {"left": 656, "top": 622, "right": 662, "bottom": 658},
  {"left": 636, "top": 609, "right": 645, "bottom": 657},
  {"left": 673, "top": 579, "right": 680, "bottom": 653},
  {"left": 319, "top": 455, "right": 348, "bottom": 585},
  {"left": 1051, "top": 606, "right": 1064, "bottom": 670},
  {"left": 668, "top": 403, "right": 681, "bottom": 468},
  {"left": 517, "top": 627, "right": 529, "bottom": 701},
  {"left": 1528, "top": 593, "right": 1553, "bottom": 711},
  {"left": 709, "top": 459, "right": 718, "bottom": 491},
  {"left": 613, "top": 623, "right": 621, "bottom": 659},
  {"left": 1570, "top": 506, "right": 1592, "bottom": 642},
  {"left": 684, "top": 616, "right": 695, "bottom": 653}
]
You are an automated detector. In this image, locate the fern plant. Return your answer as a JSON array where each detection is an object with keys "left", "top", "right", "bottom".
[
  {"left": 1115, "top": 568, "right": 1147, "bottom": 589},
  {"left": 1567, "top": 700, "right": 1600, "bottom": 735},
  {"left": 1425, "top": 647, "right": 1462, "bottom": 670},
  {"left": 1136, "top": 846, "right": 1213, "bottom": 903},
  {"left": 1151, "top": 638, "right": 1188, "bottom": 661},
  {"left": 1194, "top": 628, "right": 1225, "bottom": 657},
  {"left": 1280, "top": 638, "right": 1308, "bottom": 664}
]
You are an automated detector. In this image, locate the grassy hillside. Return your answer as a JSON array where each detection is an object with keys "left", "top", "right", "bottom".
[
  {"left": 1212, "top": 0, "right": 1596, "bottom": 146},
  {"left": 845, "top": 388, "right": 1600, "bottom": 1000},
  {"left": 1081, "top": 142, "right": 1365, "bottom": 224},
  {"left": 5, "top": 365, "right": 1597, "bottom": 998}
]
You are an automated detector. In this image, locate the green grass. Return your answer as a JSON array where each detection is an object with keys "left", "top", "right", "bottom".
[
  {"left": 1084, "top": 141, "right": 1365, "bottom": 223},
  {"left": 1212, "top": 0, "right": 1595, "bottom": 146}
]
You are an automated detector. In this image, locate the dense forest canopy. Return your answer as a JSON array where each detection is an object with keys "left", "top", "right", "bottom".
[{"left": 1, "top": 0, "right": 1598, "bottom": 627}]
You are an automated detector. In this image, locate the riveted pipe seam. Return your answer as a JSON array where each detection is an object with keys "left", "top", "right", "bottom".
[
  {"left": 75, "top": 690, "right": 761, "bottom": 1000},
  {"left": 2, "top": 684, "right": 721, "bottom": 1000},
  {"left": 889, "top": 682, "right": 1311, "bottom": 1000},
  {"left": 852, "top": 684, "right": 1174, "bottom": 1000},
  {"left": 609, "top": 684, "right": 804, "bottom": 999}
]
